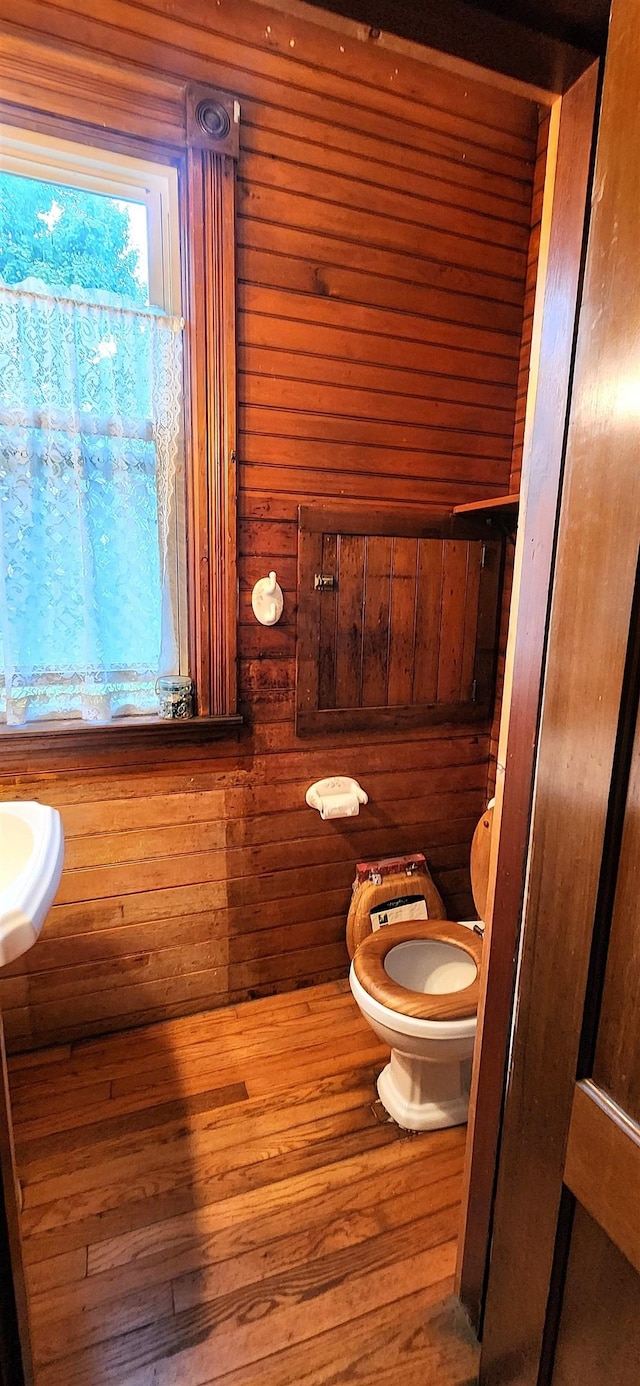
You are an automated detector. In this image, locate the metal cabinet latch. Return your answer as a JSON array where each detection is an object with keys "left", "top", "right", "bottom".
[{"left": 314, "top": 573, "right": 336, "bottom": 591}]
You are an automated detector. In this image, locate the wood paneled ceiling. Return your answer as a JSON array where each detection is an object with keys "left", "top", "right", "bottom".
[
  {"left": 304, "top": 0, "right": 610, "bottom": 90},
  {"left": 457, "top": 0, "right": 609, "bottom": 52},
  {"left": 306, "top": 0, "right": 610, "bottom": 52}
]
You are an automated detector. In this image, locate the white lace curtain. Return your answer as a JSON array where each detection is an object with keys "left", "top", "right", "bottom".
[{"left": 0, "top": 278, "right": 184, "bottom": 724}]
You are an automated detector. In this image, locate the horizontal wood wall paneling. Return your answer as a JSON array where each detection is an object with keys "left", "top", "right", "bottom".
[
  {"left": 240, "top": 120, "right": 534, "bottom": 227},
  {"left": 238, "top": 224, "right": 528, "bottom": 320},
  {"left": 240, "top": 418, "right": 511, "bottom": 469},
  {"left": 239, "top": 372, "right": 515, "bottom": 439},
  {"left": 238, "top": 284, "right": 521, "bottom": 363},
  {"left": 238, "top": 98, "right": 535, "bottom": 207},
  {"left": 239, "top": 469, "right": 507, "bottom": 509},
  {"left": 240, "top": 441, "right": 510, "bottom": 488},
  {"left": 237, "top": 346, "right": 518, "bottom": 413},
  {"left": 134, "top": 0, "right": 538, "bottom": 139},
  {"left": 0, "top": 0, "right": 537, "bottom": 1046},
  {"left": 2, "top": 728, "right": 487, "bottom": 800},
  {"left": 239, "top": 151, "right": 531, "bottom": 258},
  {"left": 238, "top": 313, "right": 521, "bottom": 386}
]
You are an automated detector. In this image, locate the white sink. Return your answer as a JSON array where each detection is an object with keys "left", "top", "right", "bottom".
[{"left": 0, "top": 803, "right": 64, "bottom": 967}]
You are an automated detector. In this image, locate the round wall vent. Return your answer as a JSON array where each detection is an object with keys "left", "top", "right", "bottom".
[{"left": 195, "top": 99, "right": 231, "bottom": 142}]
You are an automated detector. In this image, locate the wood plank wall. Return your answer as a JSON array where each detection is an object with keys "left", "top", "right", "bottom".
[
  {"left": 0, "top": 0, "right": 540, "bottom": 1050},
  {"left": 487, "top": 111, "right": 549, "bottom": 797}
]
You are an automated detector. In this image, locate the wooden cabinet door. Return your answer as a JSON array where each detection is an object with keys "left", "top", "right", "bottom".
[
  {"left": 481, "top": 2, "right": 640, "bottom": 1381},
  {"left": 296, "top": 507, "right": 503, "bottom": 735}
]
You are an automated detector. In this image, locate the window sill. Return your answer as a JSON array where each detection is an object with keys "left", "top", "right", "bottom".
[{"left": 0, "top": 713, "right": 244, "bottom": 762}]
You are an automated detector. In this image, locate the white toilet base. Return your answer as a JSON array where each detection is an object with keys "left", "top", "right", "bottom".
[{"left": 376, "top": 1048, "right": 472, "bottom": 1132}]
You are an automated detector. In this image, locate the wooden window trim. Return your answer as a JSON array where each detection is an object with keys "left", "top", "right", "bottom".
[
  {"left": 0, "top": 714, "right": 242, "bottom": 760},
  {"left": 0, "top": 84, "right": 241, "bottom": 759},
  {"left": 184, "top": 137, "right": 238, "bottom": 722}
]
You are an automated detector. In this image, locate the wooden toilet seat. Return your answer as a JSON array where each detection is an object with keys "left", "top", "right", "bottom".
[{"left": 351, "top": 919, "right": 482, "bottom": 1021}]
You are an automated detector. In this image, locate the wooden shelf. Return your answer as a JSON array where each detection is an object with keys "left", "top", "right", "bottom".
[{"left": 453, "top": 493, "right": 520, "bottom": 516}]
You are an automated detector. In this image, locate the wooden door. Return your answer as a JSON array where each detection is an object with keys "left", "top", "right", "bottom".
[
  {"left": 456, "top": 58, "right": 599, "bottom": 1329},
  {"left": 548, "top": 646, "right": 640, "bottom": 1382},
  {"left": 480, "top": 1, "right": 640, "bottom": 1381}
]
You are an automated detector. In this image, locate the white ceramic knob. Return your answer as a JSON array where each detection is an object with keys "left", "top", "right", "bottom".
[{"left": 252, "top": 571, "right": 284, "bottom": 626}]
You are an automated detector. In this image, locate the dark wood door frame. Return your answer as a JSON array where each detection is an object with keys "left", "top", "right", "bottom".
[
  {"left": 0, "top": 1021, "right": 31, "bottom": 1385},
  {"left": 478, "top": 0, "right": 640, "bottom": 1372},
  {"left": 455, "top": 59, "right": 600, "bottom": 1329}
]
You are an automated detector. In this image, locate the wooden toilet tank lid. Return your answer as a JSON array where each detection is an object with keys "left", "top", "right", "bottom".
[
  {"left": 470, "top": 803, "right": 494, "bottom": 925},
  {"left": 351, "top": 918, "right": 482, "bottom": 1022},
  {"left": 346, "top": 865, "right": 446, "bottom": 961}
]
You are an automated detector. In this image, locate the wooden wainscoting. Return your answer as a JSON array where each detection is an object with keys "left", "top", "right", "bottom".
[
  {"left": 0, "top": 728, "right": 489, "bottom": 1049},
  {"left": 0, "top": 0, "right": 541, "bottom": 1049},
  {"left": 8, "top": 982, "right": 479, "bottom": 1384}
]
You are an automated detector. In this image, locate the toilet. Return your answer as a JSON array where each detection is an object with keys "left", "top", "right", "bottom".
[{"left": 348, "top": 806, "right": 492, "bottom": 1132}]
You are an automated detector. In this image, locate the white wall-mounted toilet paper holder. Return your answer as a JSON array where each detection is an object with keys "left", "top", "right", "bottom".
[
  {"left": 306, "top": 776, "right": 368, "bottom": 820},
  {"left": 252, "top": 571, "right": 283, "bottom": 626}
]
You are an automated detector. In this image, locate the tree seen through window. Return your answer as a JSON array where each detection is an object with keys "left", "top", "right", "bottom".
[
  {"left": 0, "top": 171, "right": 149, "bottom": 301},
  {"left": 0, "top": 161, "right": 184, "bottom": 725}
]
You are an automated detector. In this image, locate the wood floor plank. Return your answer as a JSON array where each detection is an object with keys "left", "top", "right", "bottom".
[
  {"left": 26, "top": 1246, "right": 88, "bottom": 1296},
  {"left": 29, "top": 1179, "right": 463, "bottom": 1366},
  {"left": 21, "top": 1120, "right": 403, "bottom": 1262},
  {"left": 21, "top": 1073, "right": 385, "bottom": 1207},
  {"left": 87, "top": 1130, "right": 460, "bottom": 1276},
  {"left": 104, "top": 1023, "right": 380, "bottom": 1103},
  {"left": 29, "top": 1160, "right": 463, "bottom": 1326},
  {"left": 11, "top": 993, "right": 358, "bottom": 1098},
  {"left": 32, "top": 1281, "right": 174, "bottom": 1368},
  {"left": 171, "top": 1176, "right": 463, "bottom": 1315},
  {"left": 37, "top": 1242, "right": 457, "bottom": 1385},
  {"left": 19, "top": 1068, "right": 376, "bottom": 1183},
  {"left": 11, "top": 980, "right": 477, "bottom": 1385},
  {"left": 12, "top": 1035, "right": 386, "bottom": 1147},
  {"left": 198, "top": 1291, "right": 478, "bottom": 1386},
  {"left": 21, "top": 1101, "right": 391, "bottom": 1234}
]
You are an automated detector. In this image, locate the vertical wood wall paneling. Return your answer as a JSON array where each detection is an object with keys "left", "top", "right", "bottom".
[
  {"left": 334, "top": 537, "right": 366, "bottom": 709},
  {"left": 317, "top": 535, "right": 339, "bottom": 710},
  {"left": 386, "top": 539, "right": 419, "bottom": 708},
  {"left": 0, "top": 0, "right": 540, "bottom": 1050},
  {"left": 413, "top": 542, "right": 444, "bottom": 706},
  {"left": 362, "top": 538, "right": 393, "bottom": 709},
  {"left": 438, "top": 543, "right": 470, "bottom": 704}
]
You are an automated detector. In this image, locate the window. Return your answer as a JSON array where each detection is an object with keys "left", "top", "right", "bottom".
[{"left": 0, "top": 125, "right": 187, "bottom": 725}]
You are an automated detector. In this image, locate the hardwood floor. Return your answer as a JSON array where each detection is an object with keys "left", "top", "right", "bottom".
[{"left": 7, "top": 980, "right": 478, "bottom": 1384}]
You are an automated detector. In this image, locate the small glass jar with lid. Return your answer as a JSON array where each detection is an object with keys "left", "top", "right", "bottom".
[{"left": 155, "top": 675, "right": 194, "bottom": 719}]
